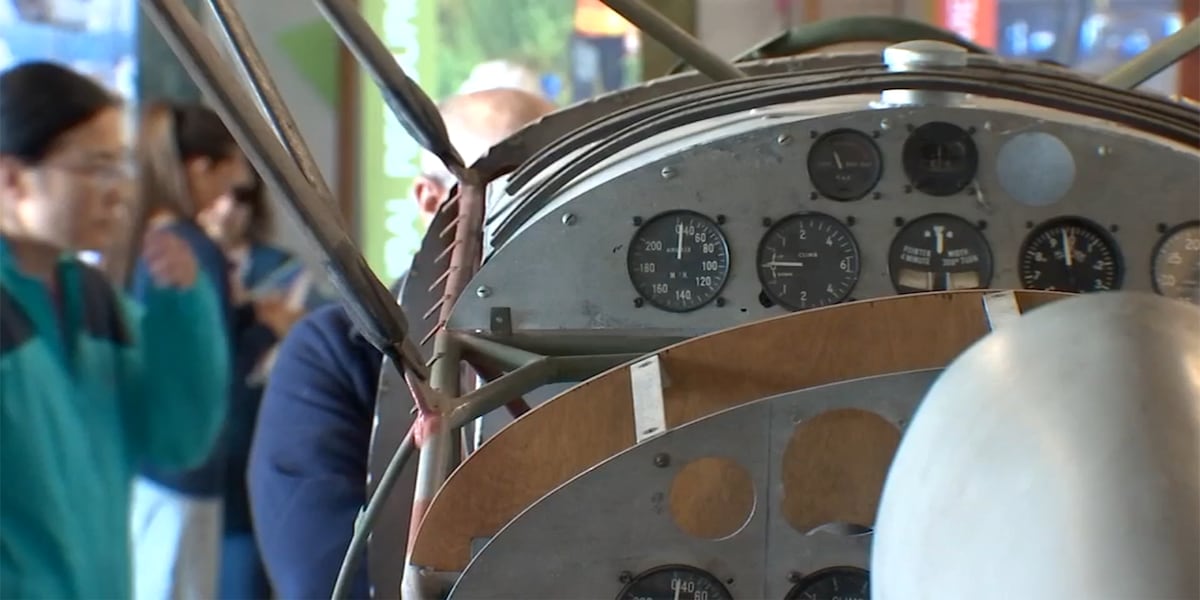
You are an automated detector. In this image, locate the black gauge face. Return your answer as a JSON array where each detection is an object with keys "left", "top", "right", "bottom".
[
  {"left": 888, "top": 214, "right": 993, "bottom": 293},
  {"left": 1151, "top": 221, "right": 1200, "bottom": 304},
  {"left": 807, "top": 129, "right": 883, "bottom": 201},
  {"left": 784, "top": 566, "right": 870, "bottom": 600},
  {"left": 627, "top": 210, "right": 731, "bottom": 312},
  {"left": 616, "top": 565, "right": 732, "bottom": 600},
  {"left": 757, "top": 213, "right": 860, "bottom": 310},
  {"left": 1019, "top": 217, "right": 1123, "bottom": 293},
  {"left": 901, "top": 121, "right": 979, "bottom": 196}
]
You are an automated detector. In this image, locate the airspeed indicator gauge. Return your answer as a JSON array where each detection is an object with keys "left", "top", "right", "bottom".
[
  {"left": 807, "top": 129, "right": 883, "bottom": 201},
  {"left": 627, "top": 210, "right": 730, "bottom": 312},
  {"left": 615, "top": 564, "right": 732, "bottom": 600},
  {"left": 758, "top": 213, "right": 860, "bottom": 310},
  {"left": 888, "top": 213, "right": 993, "bottom": 293},
  {"left": 1019, "top": 217, "right": 1123, "bottom": 293}
]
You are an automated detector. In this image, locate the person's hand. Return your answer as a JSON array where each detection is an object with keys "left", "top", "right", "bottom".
[
  {"left": 254, "top": 296, "right": 303, "bottom": 337},
  {"left": 142, "top": 228, "right": 198, "bottom": 289}
]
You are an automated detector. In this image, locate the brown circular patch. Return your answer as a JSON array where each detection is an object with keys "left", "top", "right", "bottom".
[{"left": 668, "top": 457, "right": 756, "bottom": 540}]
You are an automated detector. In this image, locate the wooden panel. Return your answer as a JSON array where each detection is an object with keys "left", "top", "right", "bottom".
[
  {"left": 411, "top": 290, "right": 1070, "bottom": 572},
  {"left": 1183, "top": 0, "right": 1199, "bottom": 100}
]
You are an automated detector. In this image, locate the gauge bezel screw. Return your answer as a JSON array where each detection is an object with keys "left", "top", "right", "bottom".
[
  {"left": 787, "top": 571, "right": 803, "bottom": 583},
  {"left": 475, "top": 286, "right": 491, "bottom": 298},
  {"left": 660, "top": 166, "right": 676, "bottom": 179},
  {"left": 633, "top": 298, "right": 645, "bottom": 308},
  {"left": 777, "top": 133, "right": 792, "bottom": 145},
  {"left": 653, "top": 453, "right": 671, "bottom": 468},
  {"left": 619, "top": 571, "right": 633, "bottom": 584}
]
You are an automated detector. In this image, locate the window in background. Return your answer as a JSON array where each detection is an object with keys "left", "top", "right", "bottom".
[{"left": 0, "top": 0, "right": 137, "bottom": 96}]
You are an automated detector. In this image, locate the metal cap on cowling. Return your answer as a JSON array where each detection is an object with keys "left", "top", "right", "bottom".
[{"left": 879, "top": 40, "right": 969, "bottom": 106}]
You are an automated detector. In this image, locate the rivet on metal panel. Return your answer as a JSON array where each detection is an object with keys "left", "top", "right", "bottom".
[
  {"left": 561, "top": 213, "right": 577, "bottom": 226},
  {"left": 475, "top": 285, "right": 491, "bottom": 298},
  {"left": 489, "top": 307, "right": 513, "bottom": 337},
  {"left": 777, "top": 133, "right": 792, "bottom": 145},
  {"left": 630, "top": 354, "right": 669, "bottom": 443},
  {"left": 982, "top": 291, "right": 1022, "bottom": 331}
]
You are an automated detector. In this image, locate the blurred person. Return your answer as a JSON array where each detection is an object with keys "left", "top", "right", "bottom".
[
  {"left": 248, "top": 88, "right": 555, "bottom": 599},
  {"left": 571, "top": 0, "right": 639, "bottom": 102},
  {"left": 0, "top": 61, "right": 228, "bottom": 598},
  {"left": 457, "top": 59, "right": 546, "bottom": 98},
  {"left": 129, "top": 101, "right": 253, "bottom": 600},
  {"left": 199, "top": 171, "right": 310, "bottom": 600}
]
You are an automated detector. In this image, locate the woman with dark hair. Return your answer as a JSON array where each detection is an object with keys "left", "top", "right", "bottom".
[
  {"left": 128, "top": 101, "right": 252, "bottom": 600},
  {"left": 0, "top": 62, "right": 229, "bottom": 598},
  {"left": 199, "top": 172, "right": 309, "bottom": 600}
]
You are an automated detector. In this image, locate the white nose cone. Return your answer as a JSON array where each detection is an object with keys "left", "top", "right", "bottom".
[{"left": 872, "top": 292, "right": 1200, "bottom": 600}]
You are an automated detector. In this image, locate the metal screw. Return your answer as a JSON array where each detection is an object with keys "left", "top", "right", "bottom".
[
  {"left": 619, "top": 571, "right": 633, "bottom": 584},
  {"left": 879, "top": 118, "right": 891, "bottom": 131},
  {"left": 762, "top": 217, "right": 773, "bottom": 227},
  {"left": 983, "top": 121, "right": 993, "bottom": 131},
  {"left": 716, "top": 214, "right": 727, "bottom": 225},
  {"left": 475, "top": 286, "right": 491, "bottom": 298},
  {"left": 653, "top": 453, "right": 670, "bottom": 468},
  {"left": 872, "top": 191, "right": 882, "bottom": 200},
  {"left": 777, "top": 133, "right": 792, "bottom": 145},
  {"left": 1097, "top": 146, "right": 1112, "bottom": 157},
  {"left": 633, "top": 298, "right": 644, "bottom": 308},
  {"left": 561, "top": 213, "right": 577, "bottom": 226},
  {"left": 715, "top": 297, "right": 727, "bottom": 308},
  {"left": 633, "top": 216, "right": 643, "bottom": 226},
  {"left": 660, "top": 166, "right": 676, "bottom": 179},
  {"left": 787, "top": 571, "right": 803, "bottom": 583},
  {"left": 846, "top": 216, "right": 857, "bottom": 226}
]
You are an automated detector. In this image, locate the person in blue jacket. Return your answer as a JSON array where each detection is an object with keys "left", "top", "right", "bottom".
[
  {"left": 0, "top": 62, "right": 229, "bottom": 598},
  {"left": 128, "top": 100, "right": 252, "bottom": 600},
  {"left": 248, "top": 88, "right": 555, "bottom": 599}
]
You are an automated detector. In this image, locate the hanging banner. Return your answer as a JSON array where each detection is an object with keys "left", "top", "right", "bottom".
[
  {"left": 358, "top": 0, "right": 440, "bottom": 282},
  {"left": 938, "top": 0, "right": 999, "bottom": 50}
]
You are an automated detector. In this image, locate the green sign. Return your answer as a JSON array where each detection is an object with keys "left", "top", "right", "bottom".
[{"left": 359, "top": 0, "right": 439, "bottom": 282}]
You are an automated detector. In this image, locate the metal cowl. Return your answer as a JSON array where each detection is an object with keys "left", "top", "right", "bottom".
[{"left": 879, "top": 40, "right": 970, "bottom": 107}]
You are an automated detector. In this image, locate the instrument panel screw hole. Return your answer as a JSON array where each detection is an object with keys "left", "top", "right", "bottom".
[
  {"left": 632, "top": 216, "right": 643, "bottom": 226},
  {"left": 846, "top": 216, "right": 857, "bottom": 226},
  {"left": 872, "top": 130, "right": 882, "bottom": 138},
  {"left": 810, "top": 191, "right": 819, "bottom": 201},
  {"left": 968, "top": 126, "right": 977, "bottom": 135},
  {"left": 619, "top": 571, "right": 633, "bottom": 584},
  {"left": 660, "top": 166, "right": 676, "bottom": 179},
  {"left": 809, "top": 130, "right": 819, "bottom": 139},
  {"left": 1109, "top": 224, "right": 1120, "bottom": 233},
  {"left": 778, "top": 133, "right": 792, "bottom": 145},
  {"left": 872, "top": 191, "right": 882, "bottom": 200},
  {"left": 976, "top": 220, "right": 988, "bottom": 230},
  {"left": 893, "top": 217, "right": 906, "bottom": 227},
  {"left": 1157, "top": 223, "right": 1168, "bottom": 233},
  {"left": 905, "top": 123, "right": 915, "bottom": 132},
  {"left": 653, "top": 453, "right": 671, "bottom": 468},
  {"left": 758, "top": 291, "right": 775, "bottom": 308},
  {"left": 633, "top": 298, "right": 645, "bottom": 308},
  {"left": 903, "top": 185, "right": 913, "bottom": 194},
  {"left": 762, "top": 217, "right": 773, "bottom": 227},
  {"left": 1025, "top": 220, "right": 1035, "bottom": 229},
  {"left": 716, "top": 214, "right": 727, "bottom": 225},
  {"left": 788, "top": 571, "right": 803, "bottom": 583},
  {"left": 715, "top": 297, "right": 727, "bottom": 307},
  {"left": 725, "top": 578, "right": 735, "bottom": 586}
]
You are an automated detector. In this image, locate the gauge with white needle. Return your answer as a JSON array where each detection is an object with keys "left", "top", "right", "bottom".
[
  {"left": 807, "top": 129, "right": 883, "bottom": 201},
  {"left": 1019, "top": 216, "right": 1123, "bottom": 293},
  {"left": 615, "top": 565, "right": 732, "bottom": 600},
  {"left": 757, "top": 212, "right": 860, "bottom": 310},
  {"left": 888, "top": 213, "right": 993, "bottom": 294}
]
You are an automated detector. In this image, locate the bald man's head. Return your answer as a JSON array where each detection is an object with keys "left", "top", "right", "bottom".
[{"left": 414, "top": 88, "right": 556, "bottom": 222}]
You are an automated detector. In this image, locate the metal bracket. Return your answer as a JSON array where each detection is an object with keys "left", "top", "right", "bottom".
[
  {"left": 630, "top": 354, "right": 670, "bottom": 443},
  {"left": 983, "top": 291, "right": 1022, "bottom": 331}
]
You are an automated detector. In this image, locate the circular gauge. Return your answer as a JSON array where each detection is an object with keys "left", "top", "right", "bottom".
[
  {"left": 784, "top": 566, "right": 870, "bottom": 600},
  {"left": 1151, "top": 221, "right": 1200, "bottom": 304},
  {"left": 807, "top": 129, "right": 883, "bottom": 201},
  {"left": 1019, "top": 217, "right": 1123, "bottom": 293},
  {"left": 615, "top": 565, "right": 732, "bottom": 600},
  {"left": 888, "top": 214, "right": 993, "bottom": 293},
  {"left": 757, "top": 213, "right": 860, "bottom": 310},
  {"left": 901, "top": 122, "right": 979, "bottom": 196},
  {"left": 627, "top": 210, "right": 731, "bottom": 312}
]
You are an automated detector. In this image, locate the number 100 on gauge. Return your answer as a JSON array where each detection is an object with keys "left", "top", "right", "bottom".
[{"left": 627, "top": 210, "right": 731, "bottom": 312}]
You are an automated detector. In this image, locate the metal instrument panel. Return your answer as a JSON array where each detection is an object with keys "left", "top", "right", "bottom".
[
  {"left": 447, "top": 369, "right": 939, "bottom": 600},
  {"left": 449, "top": 99, "right": 1199, "bottom": 344}
]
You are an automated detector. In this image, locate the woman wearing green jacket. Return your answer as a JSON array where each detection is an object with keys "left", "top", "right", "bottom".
[{"left": 0, "top": 62, "right": 229, "bottom": 598}]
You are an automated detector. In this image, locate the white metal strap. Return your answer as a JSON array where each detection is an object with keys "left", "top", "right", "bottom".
[
  {"left": 630, "top": 354, "right": 669, "bottom": 443},
  {"left": 983, "top": 291, "right": 1023, "bottom": 331}
]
